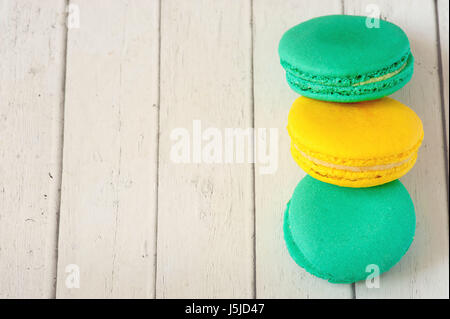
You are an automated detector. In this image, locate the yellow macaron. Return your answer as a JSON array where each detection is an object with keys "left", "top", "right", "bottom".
[{"left": 287, "top": 97, "right": 424, "bottom": 187}]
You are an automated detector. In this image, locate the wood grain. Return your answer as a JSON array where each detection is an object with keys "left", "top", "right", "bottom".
[
  {"left": 345, "top": 0, "right": 449, "bottom": 299},
  {"left": 0, "top": 0, "right": 66, "bottom": 298},
  {"left": 56, "top": 0, "right": 159, "bottom": 298},
  {"left": 0, "top": 0, "right": 448, "bottom": 299},
  {"left": 253, "top": 0, "right": 353, "bottom": 298},
  {"left": 156, "top": 0, "right": 254, "bottom": 298}
]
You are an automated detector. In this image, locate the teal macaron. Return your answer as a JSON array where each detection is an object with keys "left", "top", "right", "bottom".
[
  {"left": 284, "top": 175, "right": 416, "bottom": 284},
  {"left": 278, "top": 15, "right": 414, "bottom": 102}
]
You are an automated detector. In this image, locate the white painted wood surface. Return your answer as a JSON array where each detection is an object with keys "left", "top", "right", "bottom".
[
  {"left": 0, "top": 0, "right": 66, "bottom": 298},
  {"left": 253, "top": 0, "right": 352, "bottom": 299},
  {"left": 0, "top": 0, "right": 448, "bottom": 299},
  {"left": 156, "top": 0, "right": 254, "bottom": 298},
  {"left": 56, "top": 0, "right": 159, "bottom": 298},
  {"left": 345, "top": 0, "right": 449, "bottom": 299}
]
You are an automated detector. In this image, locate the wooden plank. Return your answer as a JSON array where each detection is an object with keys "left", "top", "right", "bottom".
[
  {"left": 438, "top": 0, "right": 449, "bottom": 164},
  {"left": 253, "top": 0, "right": 352, "bottom": 298},
  {"left": 156, "top": 0, "right": 254, "bottom": 298},
  {"left": 0, "top": 0, "right": 66, "bottom": 298},
  {"left": 56, "top": 0, "right": 159, "bottom": 298},
  {"left": 345, "top": 0, "right": 449, "bottom": 299}
]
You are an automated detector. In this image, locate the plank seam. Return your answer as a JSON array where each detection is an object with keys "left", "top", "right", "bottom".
[
  {"left": 53, "top": 0, "right": 71, "bottom": 299},
  {"left": 434, "top": 0, "right": 450, "bottom": 214},
  {"left": 250, "top": 0, "right": 257, "bottom": 300},
  {"left": 154, "top": 0, "right": 162, "bottom": 299}
]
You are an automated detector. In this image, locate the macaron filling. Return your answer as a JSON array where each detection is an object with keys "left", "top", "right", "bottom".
[
  {"left": 281, "top": 51, "right": 413, "bottom": 100},
  {"left": 293, "top": 143, "right": 415, "bottom": 172},
  {"left": 287, "top": 125, "right": 423, "bottom": 187},
  {"left": 281, "top": 50, "right": 411, "bottom": 87},
  {"left": 290, "top": 143, "right": 420, "bottom": 186},
  {"left": 353, "top": 61, "right": 408, "bottom": 87}
]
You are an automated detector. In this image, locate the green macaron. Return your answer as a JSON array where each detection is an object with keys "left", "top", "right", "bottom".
[
  {"left": 284, "top": 175, "right": 416, "bottom": 284},
  {"left": 278, "top": 15, "right": 414, "bottom": 102}
]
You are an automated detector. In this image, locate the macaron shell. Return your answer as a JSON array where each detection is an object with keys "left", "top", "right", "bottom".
[
  {"left": 288, "top": 97, "right": 423, "bottom": 163},
  {"left": 278, "top": 15, "right": 414, "bottom": 101},
  {"left": 287, "top": 97, "right": 423, "bottom": 187},
  {"left": 283, "top": 201, "right": 331, "bottom": 281},
  {"left": 278, "top": 15, "right": 410, "bottom": 78},
  {"left": 284, "top": 175, "right": 416, "bottom": 284}
]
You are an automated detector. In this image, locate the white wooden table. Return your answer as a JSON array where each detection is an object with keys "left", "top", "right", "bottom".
[{"left": 0, "top": 0, "right": 448, "bottom": 299}]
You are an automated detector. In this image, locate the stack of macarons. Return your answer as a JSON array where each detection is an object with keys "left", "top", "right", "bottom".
[{"left": 278, "top": 15, "right": 423, "bottom": 284}]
